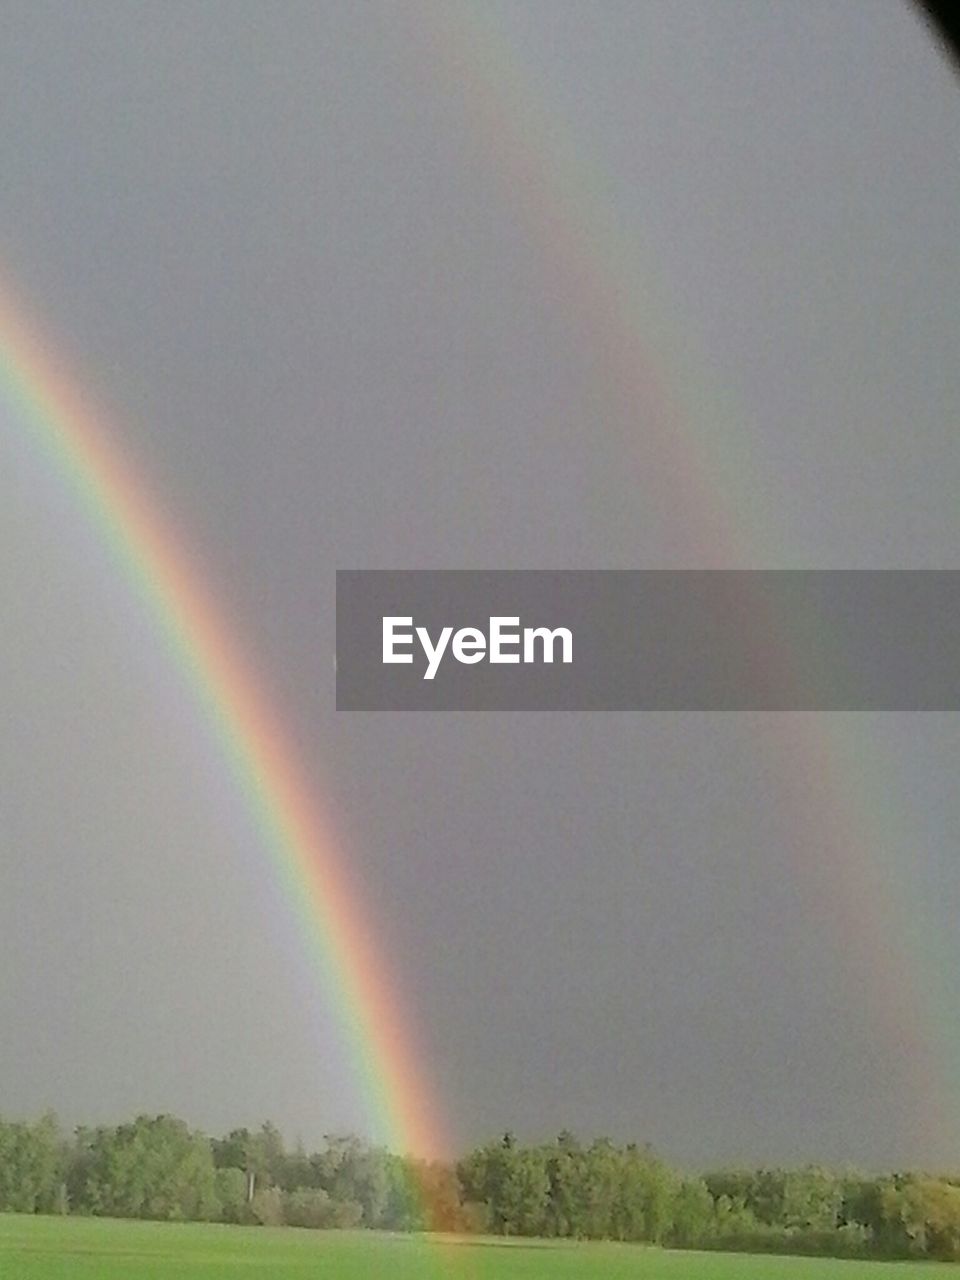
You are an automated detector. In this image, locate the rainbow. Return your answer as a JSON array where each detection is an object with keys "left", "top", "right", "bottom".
[
  {"left": 416, "top": 0, "right": 952, "bottom": 1154},
  {"left": 0, "top": 279, "right": 445, "bottom": 1164}
]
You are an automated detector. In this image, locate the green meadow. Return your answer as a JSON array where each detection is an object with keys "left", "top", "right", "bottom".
[{"left": 3, "top": 1217, "right": 960, "bottom": 1280}]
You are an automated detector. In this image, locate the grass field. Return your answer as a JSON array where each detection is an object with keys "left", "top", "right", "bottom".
[{"left": 2, "top": 1216, "right": 960, "bottom": 1279}]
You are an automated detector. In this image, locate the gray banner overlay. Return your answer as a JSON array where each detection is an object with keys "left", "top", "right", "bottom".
[{"left": 336, "top": 571, "right": 960, "bottom": 710}]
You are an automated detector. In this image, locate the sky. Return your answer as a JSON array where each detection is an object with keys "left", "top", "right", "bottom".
[{"left": 1, "top": 0, "right": 959, "bottom": 1170}]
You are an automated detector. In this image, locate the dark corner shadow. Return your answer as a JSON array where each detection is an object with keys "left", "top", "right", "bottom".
[{"left": 914, "top": 0, "right": 960, "bottom": 68}]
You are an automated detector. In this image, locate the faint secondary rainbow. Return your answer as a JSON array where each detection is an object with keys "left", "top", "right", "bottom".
[
  {"left": 416, "top": 0, "right": 955, "bottom": 1155},
  {"left": 0, "top": 280, "right": 445, "bottom": 1164}
]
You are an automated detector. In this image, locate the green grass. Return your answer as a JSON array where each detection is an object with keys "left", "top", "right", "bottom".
[{"left": 2, "top": 1216, "right": 959, "bottom": 1279}]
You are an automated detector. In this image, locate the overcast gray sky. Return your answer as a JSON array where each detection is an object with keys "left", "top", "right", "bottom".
[{"left": 2, "top": 0, "right": 959, "bottom": 1169}]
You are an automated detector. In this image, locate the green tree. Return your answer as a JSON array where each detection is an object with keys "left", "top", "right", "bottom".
[
  {"left": 783, "top": 1167, "right": 842, "bottom": 1231},
  {"left": 76, "top": 1114, "right": 218, "bottom": 1221},
  {"left": 282, "top": 1186, "right": 333, "bottom": 1228},
  {"left": 214, "top": 1167, "right": 249, "bottom": 1223},
  {"left": 670, "top": 1178, "right": 715, "bottom": 1246},
  {"left": 458, "top": 1135, "right": 548, "bottom": 1236},
  {"left": 880, "top": 1176, "right": 960, "bottom": 1260},
  {"left": 0, "top": 1114, "right": 63, "bottom": 1213},
  {"left": 544, "top": 1132, "right": 583, "bottom": 1237},
  {"left": 315, "top": 1135, "right": 389, "bottom": 1227}
]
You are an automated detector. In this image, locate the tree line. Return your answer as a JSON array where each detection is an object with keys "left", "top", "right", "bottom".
[{"left": 2, "top": 1112, "right": 960, "bottom": 1261}]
